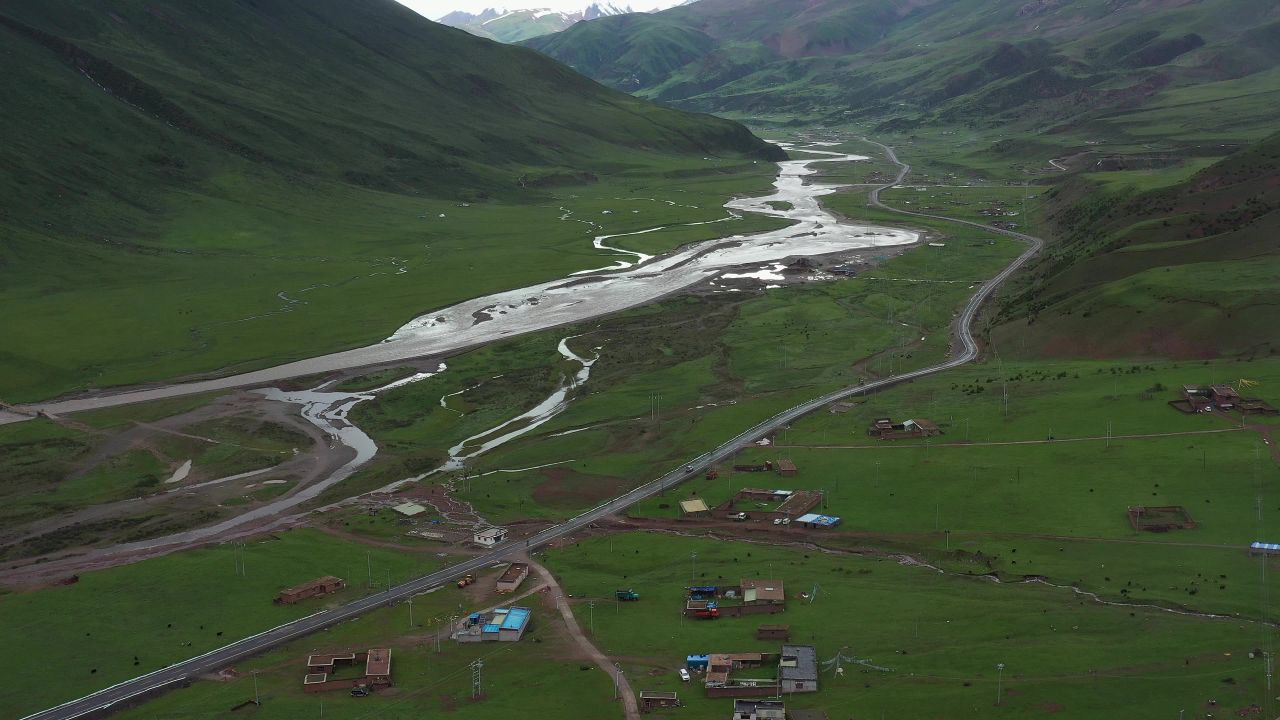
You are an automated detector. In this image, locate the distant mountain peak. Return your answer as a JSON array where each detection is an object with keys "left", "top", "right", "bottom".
[
  {"left": 583, "top": 3, "right": 635, "bottom": 20},
  {"left": 436, "top": 3, "right": 642, "bottom": 43}
]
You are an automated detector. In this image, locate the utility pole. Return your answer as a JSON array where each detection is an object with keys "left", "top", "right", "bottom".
[
  {"left": 408, "top": 597, "right": 414, "bottom": 628},
  {"left": 367, "top": 551, "right": 373, "bottom": 590},
  {"left": 691, "top": 551, "right": 698, "bottom": 582},
  {"left": 995, "top": 663, "right": 1005, "bottom": 706},
  {"left": 471, "top": 659, "right": 484, "bottom": 700},
  {"left": 252, "top": 670, "right": 260, "bottom": 706},
  {"left": 589, "top": 601, "right": 596, "bottom": 636}
]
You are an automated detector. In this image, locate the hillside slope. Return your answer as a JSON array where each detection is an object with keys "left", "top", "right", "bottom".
[
  {"left": 0, "top": 0, "right": 781, "bottom": 402},
  {"left": 991, "top": 132, "right": 1280, "bottom": 359},
  {"left": 526, "top": 0, "right": 1280, "bottom": 142}
]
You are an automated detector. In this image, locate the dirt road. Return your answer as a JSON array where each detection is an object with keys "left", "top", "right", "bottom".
[{"left": 529, "top": 560, "right": 640, "bottom": 720}]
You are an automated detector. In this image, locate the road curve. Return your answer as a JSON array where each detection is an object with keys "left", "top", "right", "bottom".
[{"left": 20, "top": 139, "right": 1044, "bottom": 720}]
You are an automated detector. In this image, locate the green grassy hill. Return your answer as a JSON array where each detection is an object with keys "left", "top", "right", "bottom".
[
  {"left": 0, "top": 0, "right": 781, "bottom": 402},
  {"left": 526, "top": 0, "right": 1280, "bottom": 142},
  {"left": 991, "top": 132, "right": 1280, "bottom": 359}
]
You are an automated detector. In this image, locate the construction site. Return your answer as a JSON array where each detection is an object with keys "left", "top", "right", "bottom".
[
  {"left": 301, "top": 648, "right": 391, "bottom": 694},
  {"left": 1128, "top": 505, "right": 1197, "bottom": 532},
  {"left": 715, "top": 488, "right": 822, "bottom": 524},
  {"left": 867, "top": 417, "right": 943, "bottom": 439},
  {"left": 1169, "top": 383, "right": 1278, "bottom": 415}
]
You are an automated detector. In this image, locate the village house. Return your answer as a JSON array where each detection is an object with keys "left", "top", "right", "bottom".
[
  {"left": 779, "top": 645, "right": 818, "bottom": 693},
  {"left": 473, "top": 526, "right": 507, "bottom": 547},
  {"left": 496, "top": 562, "right": 528, "bottom": 593}
]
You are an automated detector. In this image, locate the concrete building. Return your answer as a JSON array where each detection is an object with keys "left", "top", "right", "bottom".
[
  {"left": 732, "top": 699, "right": 785, "bottom": 720},
  {"left": 1210, "top": 384, "right": 1240, "bottom": 409},
  {"left": 455, "top": 607, "right": 531, "bottom": 643},
  {"left": 496, "top": 562, "right": 529, "bottom": 593},
  {"left": 737, "top": 488, "right": 790, "bottom": 502},
  {"left": 276, "top": 576, "right": 345, "bottom": 604},
  {"left": 473, "top": 526, "right": 507, "bottom": 547},
  {"left": 779, "top": 645, "right": 818, "bottom": 693}
]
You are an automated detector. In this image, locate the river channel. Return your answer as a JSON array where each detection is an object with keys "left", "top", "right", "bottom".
[{"left": 16, "top": 143, "right": 918, "bottom": 420}]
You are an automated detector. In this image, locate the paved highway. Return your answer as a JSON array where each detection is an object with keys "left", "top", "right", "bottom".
[{"left": 21, "top": 140, "right": 1044, "bottom": 720}]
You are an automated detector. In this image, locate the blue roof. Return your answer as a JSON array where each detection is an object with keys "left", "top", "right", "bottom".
[
  {"left": 1252, "top": 542, "right": 1280, "bottom": 551},
  {"left": 501, "top": 607, "right": 531, "bottom": 631},
  {"left": 797, "top": 513, "right": 841, "bottom": 526}
]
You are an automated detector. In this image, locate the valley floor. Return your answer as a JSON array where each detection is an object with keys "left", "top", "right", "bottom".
[{"left": 4, "top": 134, "right": 1278, "bottom": 720}]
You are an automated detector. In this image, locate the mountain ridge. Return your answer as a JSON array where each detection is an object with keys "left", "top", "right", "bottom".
[
  {"left": 0, "top": 0, "right": 781, "bottom": 399},
  {"left": 525, "top": 0, "right": 1280, "bottom": 142}
]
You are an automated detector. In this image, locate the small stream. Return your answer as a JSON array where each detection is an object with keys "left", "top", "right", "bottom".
[{"left": 440, "top": 336, "right": 598, "bottom": 470}]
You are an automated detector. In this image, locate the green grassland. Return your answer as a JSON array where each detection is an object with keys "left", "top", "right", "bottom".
[
  {"left": 633, "top": 356, "right": 1280, "bottom": 621},
  {"left": 0, "top": 529, "right": 448, "bottom": 718},
  {"left": 1, "top": 161, "right": 785, "bottom": 404},
  {"left": 336, "top": 204, "right": 1022, "bottom": 524},
  {"left": 107, "top": 571, "right": 616, "bottom": 720},
  {"left": 880, "top": 184, "right": 1048, "bottom": 234},
  {"left": 544, "top": 532, "right": 1277, "bottom": 720},
  {"left": 0, "top": 0, "right": 781, "bottom": 403},
  {"left": 0, "top": 406, "right": 307, "bottom": 533},
  {"left": 990, "top": 131, "right": 1280, "bottom": 360}
]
